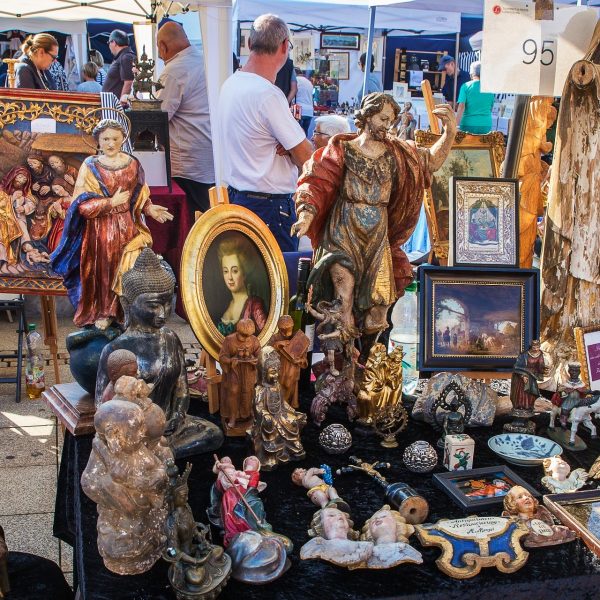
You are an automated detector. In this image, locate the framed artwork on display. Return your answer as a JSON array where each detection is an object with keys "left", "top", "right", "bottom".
[
  {"left": 326, "top": 52, "right": 350, "bottom": 80},
  {"left": 544, "top": 490, "right": 600, "bottom": 557},
  {"left": 392, "top": 82, "right": 409, "bottom": 101},
  {"left": 180, "top": 203, "right": 289, "bottom": 360},
  {"left": 574, "top": 324, "right": 600, "bottom": 391},
  {"left": 361, "top": 36, "right": 384, "bottom": 71},
  {"left": 433, "top": 465, "right": 540, "bottom": 511},
  {"left": 291, "top": 35, "right": 314, "bottom": 70},
  {"left": 239, "top": 28, "right": 251, "bottom": 56},
  {"left": 415, "top": 130, "right": 505, "bottom": 265},
  {"left": 419, "top": 265, "right": 539, "bottom": 372},
  {"left": 449, "top": 177, "right": 519, "bottom": 268},
  {"left": 320, "top": 32, "right": 361, "bottom": 51},
  {"left": 0, "top": 88, "right": 101, "bottom": 295}
]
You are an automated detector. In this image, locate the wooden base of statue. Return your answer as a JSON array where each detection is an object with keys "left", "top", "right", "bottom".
[
  {"left": 43, "top": 382, "right": 95, "bottom": 436},
  {"left": 199, "top": 350, "right": 221, "bottom": 414},
  {"left": 221, "top": 417, "right": 253, "bottom": 438},
  {"left": 546, "top": 427, "right": 587, "bottom": 451}
]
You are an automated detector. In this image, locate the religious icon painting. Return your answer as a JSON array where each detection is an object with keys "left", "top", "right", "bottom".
[{"left": 449, "top": 177, "right": 519, "bottom": 268}]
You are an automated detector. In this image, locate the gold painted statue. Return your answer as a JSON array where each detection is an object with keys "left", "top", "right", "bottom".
[{"left": 251, "top": 346, "right": 307, "bottom": 471}]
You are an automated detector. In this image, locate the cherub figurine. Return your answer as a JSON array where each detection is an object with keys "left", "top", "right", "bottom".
[
  {"left": 81, "top": 399, "right": 169, "bottom": 574},
  {"left": 541, "top": 455, "right": 588, "bottom": 493},
  {"left": 163, "top": 462, "right": 231, "bottom": 599},
  {"left": 251, "top": 346, "right": 307, "bottom": 471},
  {"left": 502, "top": 485, "right": 577, "bottom": 548},
  {"left": 99, "top": 349, "right": 138, "bottom": 403},
  {"left": 218, "top": 319, "right": 261, "bottom": 435},
  {"left": 292, "top": 465, "right": 348, "bottom": 510}
]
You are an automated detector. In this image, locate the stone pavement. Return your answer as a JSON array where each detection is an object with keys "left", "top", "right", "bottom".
[{"left": 0, "top": 311, "right": 200, "bottom": 592}]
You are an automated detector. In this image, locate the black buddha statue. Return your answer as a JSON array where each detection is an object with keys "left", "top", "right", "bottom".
[{"left": 95, "top": 248, "right": 223, "bottom": 458}]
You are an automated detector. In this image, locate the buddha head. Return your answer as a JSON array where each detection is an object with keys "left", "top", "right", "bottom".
[
  {"left": 120, "top": 248, "right": 176, "bottom": 330},
  {"left": 260, "top": 346, "right": 280, "bottom": 385}
]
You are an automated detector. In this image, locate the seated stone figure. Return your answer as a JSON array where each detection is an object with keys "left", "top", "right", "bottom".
[{"left": 95, "top": 248, "right": 223, "bottom": 458}]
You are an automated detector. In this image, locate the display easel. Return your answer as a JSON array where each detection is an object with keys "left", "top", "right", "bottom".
[{"left": 199, "top": 185, "right": 230, "bottom": 414}]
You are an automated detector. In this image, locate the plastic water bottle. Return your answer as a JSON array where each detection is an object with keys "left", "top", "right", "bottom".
[
  {"left": 25, "top": 324, "right": 45, "bottom": 399},
  {"left": 388, "top": 281, "right": 419, "bottom": 395}
]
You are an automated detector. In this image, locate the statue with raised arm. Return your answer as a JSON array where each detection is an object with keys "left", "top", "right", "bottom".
[{"left": 292, "top": 92, "right": 456, "bottom": 364}]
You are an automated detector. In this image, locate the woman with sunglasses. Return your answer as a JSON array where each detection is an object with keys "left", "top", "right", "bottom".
[{"left": 14, "top": 33, "right": 59, "bottom": 90}]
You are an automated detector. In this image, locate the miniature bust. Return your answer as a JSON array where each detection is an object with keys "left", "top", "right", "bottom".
[
  {"left": 268, "top": 314, "right": 309, "bottom": 409},
  {"left": 81, "top": 399, "right": 169, "bottom": 574},
  {"left": 292, "top": 465, "right": 348, "bottom": 510},
  {"left": 502, "top": 485, "right": 577, "bottom": 548},
  {"left": 218, "top": 318, "right": 261, "bottom": 435},
  {"left": 100, "top": 349, "right": 138, "bottom": 403},
  {"left": 541, "top": 455, "right": 588, "bottom": 493},
  {"left": 95, "top": 248, "right": 223, "bottom": 458},
  {"left": 251, "top": 346, "right": 307, "bottom": 470}
]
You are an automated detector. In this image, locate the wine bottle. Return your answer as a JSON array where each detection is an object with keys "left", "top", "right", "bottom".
[{"left": 289, "top": 258, "right": 315, "bottom": 392}]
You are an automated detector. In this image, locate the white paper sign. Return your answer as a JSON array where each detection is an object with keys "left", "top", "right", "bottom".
[
  {"left": 481, "top": 1, "right": 597, "bottom": 96},
  {"left": 437, "top": 516, "right": 508, "bottom": 538},
  {"left": 30, "top": 118, "right": 56, "bottom": 134}
]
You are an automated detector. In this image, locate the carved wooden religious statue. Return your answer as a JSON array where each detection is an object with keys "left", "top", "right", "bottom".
[
  {"left": 50, "top": 118, "right": 173, "bottom": 330},
  {"left": 517, "top": 96, "right": 556, "bottom": 268},
  {"left": 292, "top": 92, "right": 456, "bottom": 364},
  {"left": 541, "top": 22, "right": 600, "bottom": 373}
]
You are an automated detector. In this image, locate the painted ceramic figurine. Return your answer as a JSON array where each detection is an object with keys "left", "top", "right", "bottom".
[
  {"left": 208, "top": 456, "right": 292, "bottom": 584},
  {"left": 268, "top": 314, "right": 309, "bottom": 409},
  {"left": 292, "top": 465, "right": 349, "bottom": 511},
  {"left": 218, "top": 318, "right": 261, "bottom": 436},
  {"left": 99, "top": 348, "right": 138, "bottom": 403},
  {"left": 541, "top": 455, "right": 588, "bottom": 493},
  {"left": 96, "top": 249, "right": 223, "bottom": 458},
  {"left": 81, "top": 399, "right": 169, "bottom": 574},
  {"left": 505, "top": 340, "right": 552, "bottom": 434},
  {"left": 502, "top": 486, "right": 577, "bottom": 548},
  {"left": 251, "top": 346, "right": 307, "bottom": 470},
  {"left": 293, "top": 92, "right": 456, "bottom": 366},
  {"left": 50, "top": 118, "right": 173, "bottom": 330},
  {"left": 163, "top": 463, "right": 231, "bottom": 599}
]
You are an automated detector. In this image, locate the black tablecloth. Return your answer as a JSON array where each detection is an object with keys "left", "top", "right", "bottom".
[{"left": 54, "top": 397, "right": 600, "bottom": 600}]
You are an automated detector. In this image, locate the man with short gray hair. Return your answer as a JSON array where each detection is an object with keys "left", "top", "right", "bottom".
[
  {"left": 219, "top": 13, "right": 313, "bottom": 251},
  {"left": 312, "top": 115, "right": 351, "bottom": 149}
]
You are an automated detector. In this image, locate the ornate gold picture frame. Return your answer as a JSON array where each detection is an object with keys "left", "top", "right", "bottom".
[
  {"left": 574, "top": 324, "right": 600, "bottom": 391},
  {"left": 415, "top": 130, "right": 505, "bottom": 265},
  {"left": 181, "top": 203, "right": 289, "bottom": 359},
  {"left": 0, "top": 88, "right": 100, "bottom": 295}
]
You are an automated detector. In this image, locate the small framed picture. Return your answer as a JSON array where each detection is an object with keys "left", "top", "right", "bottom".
[
  {"left": 449, "top": 177, "right": 519, "bottom": 268},
  {"left": 544, "top": 489, "right": 600, "bottom": 557},
  {"left": 393, "top": 82, "right": 409, "bottom": 101},
  {"left": 239, "top": 28, "right": 251, "bottom": 57},
  {"left": 291, "top": 35, "right": 313, "bottom": 69},
  {"left": 433, "top": 465, "right": 540, "bottom": 511},
  {"left": 361, "top": 36, "right": 384, "bottom": 71},
  {"left": 419, "top": 265, "right": 539, "bottom": 372},
  {"left": 575, "top": 324, "right": 600, "bottom": 391},
  {"left": 320, "top": 32, "right": 361, "bottom": 51},
  {"left": 327, "top": 52, "right": 350, "bottom": 80}
]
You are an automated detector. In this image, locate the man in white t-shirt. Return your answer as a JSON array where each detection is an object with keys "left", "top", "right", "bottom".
[
  {"left": 295, "top": 68, "right": 314, "bottom": 134},
  {"left": 219, "top": 13, "right": 313, "bottom": 251}
]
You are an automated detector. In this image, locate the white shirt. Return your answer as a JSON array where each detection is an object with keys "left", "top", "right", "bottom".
[
  {"left": 296, "top": 75, "right": 314, "bottom": 118},
  {"left": 157, "top": 45, "right": 214, "bottom": 183},
  {"left": 219, "top": 71, "right": 306, "bottom": 194}
]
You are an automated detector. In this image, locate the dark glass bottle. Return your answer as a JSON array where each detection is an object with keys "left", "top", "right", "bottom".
[{"left": 288, "top": 258, "right": 315, "bottom": 392}]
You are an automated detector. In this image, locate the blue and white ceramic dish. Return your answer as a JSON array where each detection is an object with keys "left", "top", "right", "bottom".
[{"left": 487, "top": 433, "right": 562, "bottom": 467}]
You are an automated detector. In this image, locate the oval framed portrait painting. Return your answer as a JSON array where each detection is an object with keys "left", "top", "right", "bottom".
[{"left": 181, "top": 203, "right": 289, "bottom": 359}]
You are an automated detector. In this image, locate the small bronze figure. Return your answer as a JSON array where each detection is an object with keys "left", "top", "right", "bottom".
[{"left": 132, "top": 46, "right": 164, "bottom": 101}]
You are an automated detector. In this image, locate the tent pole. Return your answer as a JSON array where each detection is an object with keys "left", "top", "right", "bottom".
[
  {"left": 452, "top": 31, "right": 459, "bottom": 108},
  {"left": 363, "top": 6, "right": 376, "bottom": 103}
]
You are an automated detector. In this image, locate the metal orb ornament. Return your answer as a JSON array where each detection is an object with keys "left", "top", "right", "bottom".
[
  {"left": 318, "top": 423, "right": 352, "bottom": 455},
  {"left": 403, "top": 441, "right": 438, "bottom": 473}
]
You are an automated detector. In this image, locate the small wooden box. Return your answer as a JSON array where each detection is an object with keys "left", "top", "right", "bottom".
[{"left": 443, "top": 434, "right": 475, "bottom": 471}]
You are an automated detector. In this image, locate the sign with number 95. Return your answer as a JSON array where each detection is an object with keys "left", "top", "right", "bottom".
[{"left": 522, "top": 39, "right": 554, "bottom": 66}]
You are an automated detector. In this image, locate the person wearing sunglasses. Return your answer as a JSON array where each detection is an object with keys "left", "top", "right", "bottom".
[
  {"left": 14, "top": 33, "right": 59, "bottom": 90},
  {"left": 311, "top": 115, "right": 351, "bottom": 150}
]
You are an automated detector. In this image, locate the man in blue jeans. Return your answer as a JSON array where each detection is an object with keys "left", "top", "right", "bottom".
[{"left": 219, "top": 14, "right": 313, "bottom": 251}]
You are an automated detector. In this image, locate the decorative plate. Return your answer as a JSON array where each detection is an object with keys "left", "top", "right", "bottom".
[{"left": 488, "top": 433, "right": 562, "bottom": 466}]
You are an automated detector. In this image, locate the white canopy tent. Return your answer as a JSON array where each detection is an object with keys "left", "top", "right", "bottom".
[{"left": 1, "top": 0, "right": 233, "bottom": 186}]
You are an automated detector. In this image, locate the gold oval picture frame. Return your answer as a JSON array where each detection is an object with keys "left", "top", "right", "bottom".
[{"left": 181, "top": 203, "right": 289, "bottom": 359}]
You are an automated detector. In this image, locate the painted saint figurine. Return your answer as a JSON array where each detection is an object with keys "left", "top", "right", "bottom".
[
  {"left": 502, "top": 486, "right": 577, "bottom": 548},
  {"left": 292, "top": 92, "right": 456, "bottom": 364},
  {"left": 251, "top": 346, "right": 307, "bottom": 470},
  {"left": 81, "top": 399, "right": 169, "bottom": 574},
  {"left": 50, "top": 119, "right": 173, "bottom": 330},
  {"left": 218, "top": 318, "right": 261, "bottom": 436},
  {"left": 550, "top": 362, "right": 592, "bottom": 429},
  {"left": 96, "top": 248, "right": 223, "bottom": 458},
  {"left": 208, "top": 456, "right": 292, "bottom": 584},
  {"left": 541, "top": 455, "right": 588, "bottom": 493},
  {"left": 268, "top": 314, "right": 309, "bottom": 409},
  {"left": 292, "top": 465, "right": 348, "bottom": 510}
]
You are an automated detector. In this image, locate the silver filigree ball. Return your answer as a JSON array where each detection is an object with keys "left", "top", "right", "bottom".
[
  {"left": 318, "top": 423, "right": 352, "bottom": 455},
  {"left": 403, "top": 440, "right": 438, "bottom": 473}
]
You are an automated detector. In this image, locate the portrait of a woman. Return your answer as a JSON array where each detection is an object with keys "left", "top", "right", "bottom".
[{"left": 209, "top": 232, "right": 269, "bottom": 336}]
